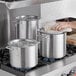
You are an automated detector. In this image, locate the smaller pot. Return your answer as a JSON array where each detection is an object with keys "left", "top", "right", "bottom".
[
  {"left": 38, "top": 29, "right": 68, "bottom": 59},
  {"left": 6, "top": 39, "right": 39, "bottom": 69}
]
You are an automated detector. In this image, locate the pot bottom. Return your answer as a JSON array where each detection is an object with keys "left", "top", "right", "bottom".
[
  {"left": 42, "top": 54, "right": 66, "bottom": 59},
  {"left": 10, "top": 63, "right": 38, "bottom": 70}
]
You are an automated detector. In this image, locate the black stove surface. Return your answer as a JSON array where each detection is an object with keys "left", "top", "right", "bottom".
[{"left": 0, "top": 44, "right": 76, "bottom": 76}]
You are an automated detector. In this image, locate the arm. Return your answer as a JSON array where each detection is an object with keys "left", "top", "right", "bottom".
[
  {"left": 51, "top": 21, "right": 76, "bottom": 31},
  {"left": 69, "top": 21, "right": 76, "bottom": 29}
]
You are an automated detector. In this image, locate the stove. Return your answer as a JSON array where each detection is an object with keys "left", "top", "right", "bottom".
[{"left": 0, "top": 44, "right": 76, "bottom": 76}]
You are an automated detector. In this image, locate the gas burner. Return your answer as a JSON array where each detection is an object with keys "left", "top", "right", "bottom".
[{"left": 41, "top": 57, "right": 55, "bottom": 63}]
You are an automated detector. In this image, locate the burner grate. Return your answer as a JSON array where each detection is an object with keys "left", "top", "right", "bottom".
[
  {"left": 67, "top": 44, "right": 76, "bottom": 56},
  {"left": 0, "top": 49, "right": 10, "bottom": 65}
]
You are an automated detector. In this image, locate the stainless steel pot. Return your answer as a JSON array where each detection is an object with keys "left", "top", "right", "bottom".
[
  {"left": 39, "top": 30, "right": 67, "bottom": 59},
  {"left": 7, "top": 39, "right": 39, "bottom": 69},
  {"left": 16, "top": 15, "right": 39, "bottom": 40}
]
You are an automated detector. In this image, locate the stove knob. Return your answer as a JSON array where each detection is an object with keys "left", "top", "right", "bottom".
[{"left": 61, "top": 73, "right": 67, "bottom": 76}]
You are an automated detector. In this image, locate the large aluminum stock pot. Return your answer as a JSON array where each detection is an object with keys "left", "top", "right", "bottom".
[
  {"left": 39, "top": 29, "right": 67, "bottom": 59},
  {"left": 16, "top": 15, "right": 39, "bottom": 40},
  {"left": 7, "top": 39, "right": 39, "bottom": 69}
]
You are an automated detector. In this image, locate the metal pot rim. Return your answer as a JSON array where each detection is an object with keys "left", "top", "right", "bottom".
[
  {"left": 8, "top": 39, "right": 39, "bottom": 48},
  {"left": 38, "top": 29, "right": 65, "bottom": 35}
]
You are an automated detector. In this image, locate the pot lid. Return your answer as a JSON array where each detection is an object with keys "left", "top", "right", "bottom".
[{"left": 8, "top": 39, "right": 38, "bottom": 47}]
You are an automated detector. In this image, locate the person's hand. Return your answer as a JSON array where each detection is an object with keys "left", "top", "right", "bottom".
[{"left": 51, "top": 22, "right": 71, "bottom": 31}]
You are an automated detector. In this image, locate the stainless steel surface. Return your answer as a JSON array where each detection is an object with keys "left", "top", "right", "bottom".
[
  {"left": 0, "top": 0, "right": 60, "bottom": 9},
  {"left": 7, "top": 39, "right": 38, "bottom": 69},
  {"left": 0, "top": 2, "right": 40, "bottom": 48},
  {"left": 15, "top": 16, "right": 28, "bottom": 39},
  {"left": 61, "top": 73, "right": 67, "bottom": 76},
  {"left": 25, "top": 55, "right": 76, "bottom": 76},
  {"left": 16, "top": 15, "right": 39, "bottom": 40},
  {"left": 40, "top": 34, "right": 53, "bottom": 57},
  {"left": 0, "top": 0, "right": 63, "bottom": 48},
  {"left": 0, "top": 3, "right": 10, "bottom": 48},
  {"left": 26, "top": 15, "right": 39, "bottom": 40},
  {"left": 10, "top": 4, "right": 40, "bottom": 41},
  {"left": 53, "top": 33, "right": 66, "bottom": 58},
  {"left": 0, "top": 70, "right": 15, "bottom": 76},
  {"left": 40, "top": 32, "right": 66, "bottom": 59}
]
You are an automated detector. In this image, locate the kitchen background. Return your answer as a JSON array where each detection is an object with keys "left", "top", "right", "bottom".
[
  {"left": 0, "top": 0, "right": 76, "bottom": 76},
  {"left": 8, "top": 0, "right": 76, "bottom": 44}
]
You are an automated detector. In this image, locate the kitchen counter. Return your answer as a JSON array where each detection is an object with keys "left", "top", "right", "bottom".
[
  {"left": 0, "top": 70, "right": 14, "bottom": 76},
  {"left": 25, "top": 54, "right": 76, "bottom": 76}
]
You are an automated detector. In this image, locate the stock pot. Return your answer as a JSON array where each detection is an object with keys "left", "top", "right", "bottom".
[
  {"left": 7, "top": 39, "right": 39, "bottom": 69},
  {"left": 40, "top": 33, "right": 66, "bottom": 59},
  {"left": 16, "top": 15, "right": 39, "bottom": 40},
  {"left": 39, "top": 28, "right": 72, "bottom": 59}
]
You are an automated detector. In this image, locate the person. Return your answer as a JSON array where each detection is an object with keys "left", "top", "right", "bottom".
[{"left": 51, "top": 21, "right": 76, "bottom": 31}]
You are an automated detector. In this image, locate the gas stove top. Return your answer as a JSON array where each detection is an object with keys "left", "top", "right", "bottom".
[{"left": 0, "top": 44, "right": 76, "bottom": 76}]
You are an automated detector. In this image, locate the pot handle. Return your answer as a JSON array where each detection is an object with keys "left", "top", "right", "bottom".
[
  {"left": 6, "top": 46, "right": 14, "bottom": 51},
  {"left": 37, "top": 29, "right": 51, "bottom": 35},
  {"left": 6, "top": 46, "right": 11, "bottom": 50},
  {"left": 37, "top": 30, "right": 49, "bottom": 43}
]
